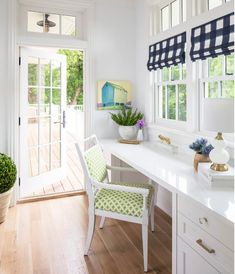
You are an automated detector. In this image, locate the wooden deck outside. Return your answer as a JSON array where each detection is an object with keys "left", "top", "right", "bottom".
[{"left": 27, "top": 129, "right": 84, "bottom": 198}]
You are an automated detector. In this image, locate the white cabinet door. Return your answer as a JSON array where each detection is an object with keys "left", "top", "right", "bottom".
[{"left": 177, "top": 237, "right": 221, "bottom": 274}]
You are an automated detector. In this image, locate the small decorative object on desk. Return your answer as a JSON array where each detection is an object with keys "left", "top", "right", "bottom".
[
  {"left": 198, "top": 163, "right": 234, "bottom": 188},
  {"left": 136, "top": 119, "right": 145, "bottom": 141},
  {"left": 110, "top": 107, "right": 144, "bottom": 141},
  {"left": 189, "top": 138, "right": 214, "bottom": 172}
]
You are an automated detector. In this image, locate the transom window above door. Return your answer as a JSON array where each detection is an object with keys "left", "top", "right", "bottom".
[{"left": 27, "top": 11, "right": 76, "bottom": 36}]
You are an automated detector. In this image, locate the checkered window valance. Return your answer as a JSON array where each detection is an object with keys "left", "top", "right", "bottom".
[
  {"left": 147, "top": 32, "right": 186, "bottom": 71},
  {"left": 190, "top": 13, "right": 234, "bottom": 62}
]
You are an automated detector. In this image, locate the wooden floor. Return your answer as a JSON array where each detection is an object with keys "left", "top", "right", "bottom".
[
  {"left": 0, "top": 195, "right": 172, "bottom": 274},
  {"left": 27, "top": 132, "right": 84, "bottom": 197}
]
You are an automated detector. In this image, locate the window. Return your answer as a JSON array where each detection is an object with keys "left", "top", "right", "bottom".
[
  {"left": 202, "top": 54, "right": 234, "bottom": 99},
  {"left": 160, "top": 0, "right": 186, "bottom": 32},
  {"left": 27, "top": 11, "right": 76, "bottom": 36},
  {"left": 155, "top": 64, "right": 187, "bottom": 122}
]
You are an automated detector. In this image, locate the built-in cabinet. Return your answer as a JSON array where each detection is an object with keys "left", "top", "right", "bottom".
[{"left": 177, "top": 195, "right": 234, "bottom": 274}]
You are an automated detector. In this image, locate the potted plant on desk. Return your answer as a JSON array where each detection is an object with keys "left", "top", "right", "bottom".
[
  {"left": 110, "top": 107, "right": 144, "bottom": 140},
  {"left": 189, "top": 138, "right": 214, "bottom": 172},
  {"left": 0, "top": 153, "right": 17, "bottom": 223}
]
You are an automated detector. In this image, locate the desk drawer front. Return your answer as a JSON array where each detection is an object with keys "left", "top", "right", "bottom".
[
  {"left": 178, "top": 195, "right": 234, "bottom": 251},
  {"left": 178, "top": 213, "right": 234, "bottom": 274}
]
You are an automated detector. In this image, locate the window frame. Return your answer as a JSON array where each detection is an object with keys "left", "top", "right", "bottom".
[
  {"left": 159, "top": 0, "right": 185, "bottom": 32},
  {"left": 149, "top": 0, "right": 234, "bottom": 138},
  {"left": 19, "top": 6, "right": 82, "bottom": 40}
]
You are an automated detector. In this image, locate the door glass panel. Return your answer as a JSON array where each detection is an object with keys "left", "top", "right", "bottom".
[
  {"left": 28, "top": 117, "right": 38, "bottom": 147},
  {"left": 51, "top": 142, "right": 61, "bottom": 169},
  {"left": 61, "top": 16, "right": 76, "bottom": 36},
  {"left": 40, "top": 59, "right": 51, "bottom": 86},
  {"left": 52, "top": 61, "right": 61, "bottom": 87},
  {"left": 26, "top": 54, "right": 64, "bottom": 179},
  {"left": 28, "top": 147, "right": 39, "bottom": 176},
  {"left": 39, "top": 88, "right": 50, "bottom": 115},
  {"left": 39, "top": 145, "right": 50, "bottom": 173},
  {"left": 28, "top": 87, "right": 38, "bottom": 117},
  {"left": 28, "top": 57, "right": 38, "bottom": 86},
  {"left": 39, "top": 117, "right": 50, "bottom": 145},
  {"left": 52, "top": 115, "right": 61, "bottom": 142},
  {"left": 52, "top": 88, "right": 61, "bottom": 114}
]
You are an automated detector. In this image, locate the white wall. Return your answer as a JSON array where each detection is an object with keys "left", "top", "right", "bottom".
[
  {"left": 92, "top": 0, "right": 136, "bottom": 139},
  {"left": 0, "top": 0, "right": 8, "bottom": 153}
]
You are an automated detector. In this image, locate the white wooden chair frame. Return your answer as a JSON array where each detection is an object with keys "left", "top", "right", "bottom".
[{"left": 75, "top": 135, "right": 158, "bottom": 272}]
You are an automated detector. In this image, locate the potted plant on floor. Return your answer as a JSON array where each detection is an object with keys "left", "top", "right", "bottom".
[
  {"left": 0, "top": 153, "right": 17, "bottom": 223},
  {"left": 189, "top": 138, "right": 214, "bottom": 172},
  {"left": 110, "top": 107, "right": 144, "bottom": 140}
]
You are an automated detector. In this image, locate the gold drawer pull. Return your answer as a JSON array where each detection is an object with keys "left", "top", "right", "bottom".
[
  {"left": 196, "top": 239, "right": 215, "bottom": 254},
  {"left": 199, "top": 217, "right": 208, "bottom": 224}
]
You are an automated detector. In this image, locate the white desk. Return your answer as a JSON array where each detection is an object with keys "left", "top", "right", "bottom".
[{"left": 101, "top": 139, "right": 234, "bottom": 274}]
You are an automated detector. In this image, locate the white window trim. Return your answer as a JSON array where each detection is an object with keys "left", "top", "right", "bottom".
[{"left": 147, "top": 0, "right": 234, "bottom": 144}]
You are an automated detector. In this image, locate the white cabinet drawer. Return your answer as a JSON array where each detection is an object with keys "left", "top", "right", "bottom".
[
  {"left": 177, "top": 237, "right": 221, "bottom": 274},
  {"left": 178, "top": 194, "right": 234, "bottom": 251},
  {"left": 178, "top": 213, "right": 234, "bottom": 274}
]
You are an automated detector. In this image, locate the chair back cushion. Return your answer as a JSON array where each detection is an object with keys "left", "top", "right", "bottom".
[{"left": 84, "top": 144, "right": 107, "bottom": 182}]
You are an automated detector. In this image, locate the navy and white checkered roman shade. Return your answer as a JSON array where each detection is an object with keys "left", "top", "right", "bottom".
[
  {"left": 190, "top": 13, "right": 234, "bottom": 61},
  {"left": 147, "top": 32, "right": 186, "bottom": 71}
]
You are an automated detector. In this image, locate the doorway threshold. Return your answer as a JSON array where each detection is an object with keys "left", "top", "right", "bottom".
[{"left": 18, "top": 190, "right": 86, "bottom": 204}]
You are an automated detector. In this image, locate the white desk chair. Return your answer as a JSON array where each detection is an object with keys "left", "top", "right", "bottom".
[{"left": 75, "top": 135, "right": 158, "bottom": 272}]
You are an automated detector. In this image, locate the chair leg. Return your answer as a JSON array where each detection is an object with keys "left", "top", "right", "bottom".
[
  {"left": 142, "top": 223, "right": 148, "bottom": 272},
  {"left": 84, "top": 211, "right": 96, "bottom": 255},
  {"left": 99, "top": 216, "right": 106, "bottom": 229},
  {"left": 150, "top": 204, "right": 155, "bottom": 232}
]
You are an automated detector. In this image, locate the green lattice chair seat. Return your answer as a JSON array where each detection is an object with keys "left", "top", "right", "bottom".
[{"left": 95, "top": 182, "right": 154, "bottom": 217}]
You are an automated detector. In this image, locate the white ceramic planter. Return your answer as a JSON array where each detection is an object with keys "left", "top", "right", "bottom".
[
  {"left": 118, "top": 125, "right": 138, "bottom": 140},
  {"left": 0, "top": 188, "right": 13, "bottom": 224}
]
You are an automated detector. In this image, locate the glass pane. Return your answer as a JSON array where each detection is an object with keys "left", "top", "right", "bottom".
[
  {"left": 28, "top": 117, "right": 38, "bottom": 148},
  {"left": 167, "top": 85, "right": 176, "bottom": 119},
  {"left": 28, "top": 147, "right": 38, "bottom": 177},
  {"left": 39, "top": 117, "right": 50, "bottom": 145},
  {"left": 52, "top": 115, "right": 62, "bottom": 142},
  {"left": 178, "top": 84, "right": 187, "bottom": 121},
  {"left": 40, "top": 59, "right": 51, "bottom": 87},
  {"left": 51, "top": 143, "right": 61, "bottom": 169},
  {"left": 208, "top": 56, "right": 223, "bottom": 77},
  {"left": 39, "top": 88, "right": 50, "bottom": 115},
  {"left": 208, "top": 0, "right": 223, "bottom": 10},
  {"left": 45, "top": 14, "right": 60, "bottom": 34},
  {"left": 205, "top": 82, "right": 219, "bottom": 98},
  {"left": 27, "top": 11, "right": 44, "bottom": 33},
  {"left": 162, "top": 67, "right": 169, "bottom": 81},
  {"left": 52, "top": 61, "right": 61, "bottom": 87},
  {"left": 171, "top": 0, "right": 180, "bottom": 27},
  {"left": 28, "top": 57, "right": 38, "bottom": 86},
  {"left": 61, "top": 16, "right": 76, "bottom": 36},
  {"left": 182, "top": 0, "right": 186, "bottom": 22},
  {"left": 161, "top": 6, "right": 169, "bottom": 31},
  {"left": 162, "top": 86, "right": 166, "bottom": 118},
  {"left": 226, "top": 54, "right": 234, "bottom": 75},
  {"left": 171, "top": 65, "right": 180, "bottom": 80},
  {"left": 39, "top": 145, "right": 50, "bottom": 174},
  {"left": 28, "top": 87, "right": 38, "bottom": 117},
  {"left": 222, "top": 80, "right": 234, "bottom": 98},
  {"left": 52, "top": 89, "right": 61, "bottom": 114},
  {"left": 182, "top": 64, "right": 186, "bottom": 80}
]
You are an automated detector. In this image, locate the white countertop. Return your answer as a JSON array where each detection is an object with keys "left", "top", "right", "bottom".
[{"left": 101, "top": 139, "right": 235, "bottom": 224}]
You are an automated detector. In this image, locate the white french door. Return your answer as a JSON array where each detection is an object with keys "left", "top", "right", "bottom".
[{"left": 20, "top": 47, "right": 67, "bottom": 197}]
